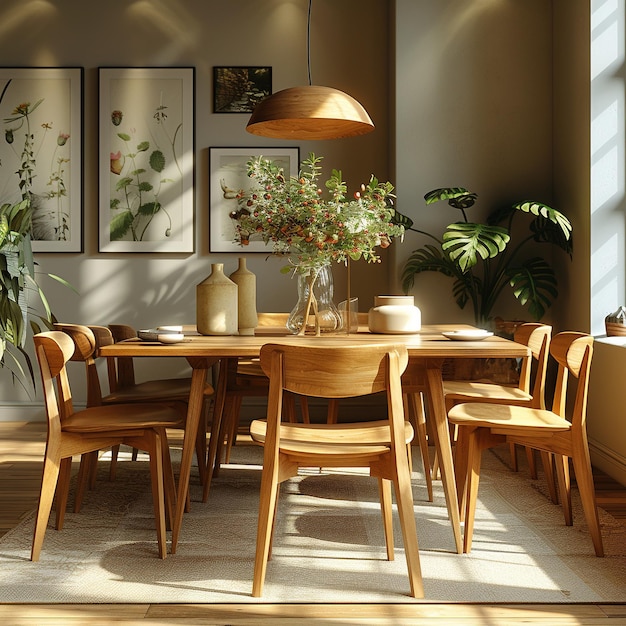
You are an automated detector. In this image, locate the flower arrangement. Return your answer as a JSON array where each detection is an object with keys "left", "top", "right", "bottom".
[
  {"left": 230, "top": 153, "right": 404, "bottom": 273},
  {"left": 229, "top": 152, "right": 405, "bottom": 335}
]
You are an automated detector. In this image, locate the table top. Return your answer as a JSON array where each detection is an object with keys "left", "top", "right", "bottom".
[{"left": 98, "top": 323, "right": 530, "bottom": 360}]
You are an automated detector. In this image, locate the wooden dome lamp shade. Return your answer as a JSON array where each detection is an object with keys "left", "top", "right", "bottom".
[
  {"left": 246, "top": 85, "right": 374, "bottom": 140},
  {"left": 245, "top": 0, "right": 375, "bottom": 140}
]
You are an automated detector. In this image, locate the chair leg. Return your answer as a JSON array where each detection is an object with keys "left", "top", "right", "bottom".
[
  {"left": 31, "top": 450, "right": 62, "bottom": 561},
  {"left": 326, "top": 398, "right": 339, "bottom": 424},
  {"left": 73, "top": 452, "right": 96, "bottom": 514},
  {"left": 299, "top": 396, "right": 310, "bottom": 423},
  {"left": 161, "top": 432, "right": 177, "bottom": 530},
  {"left": 378, "top": 478, "right": 394, "bottom": 561},
  {"left": 194, "top": 419, "right": 208, "bottom": 487},
  {"left": 144, "top": 430, "right": 168, "bottom": 559},
  {"left": 221, "top": 395, "right": 241, "bottom": 465},
  {"left": 509, "top": 442, "right": 519, "bottom": 472},
  {"left": 453, "top": 426, "right": 471, "bottom": 517},
  {"left": 406, "top": 392, "right": 433, "bottom": 501},
  {"left": 526, "top": 446, "right": 538, "bottom": 480},
  {"left": 55, "top": 456, "right": 73, "bottom": 529},
  {"left": 391, "top": 448, "right": 424, "bottom": 598},
  {"left": 462, "top": 428, "right": 485, "bottom": 554},
  {"left": 554, "top": 453, "right": 572, "bottom": 526},
  {"left": 571, "top": 439, "right": 604, "bottom": 557},
  {"left": 252, "top": 454, "right": 282, "bottom": 597},
  {"left": 540, "top": 451, "right": 559, "bottom": 504},
  {"left": 126, "top": 430, "right": 168, "bottom": 559},
  {"left": 109, "top": 444, "right": 121, "bottom": 480}
]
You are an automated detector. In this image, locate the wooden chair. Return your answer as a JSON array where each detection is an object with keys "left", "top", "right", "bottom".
[
  {"left": 447, "top": 332, "right": 604, "bottom": 557},
  {"left": 444, "top": 323, "right": 553, "bottom": 498},
  {"left": 31, "top": 331, "right": 180, "bottom": 561},
  {"left": 54, "top": 324, "right": 211, "bottom": 513},
  {"left": 105, "top": 324, "right": 214, "bottom": 484},
  {"left": 249, "top": 342, "right": 423, "bottom": 598},
  {"left": 202, "top": 313, "right": 305, "bottom": 502}
]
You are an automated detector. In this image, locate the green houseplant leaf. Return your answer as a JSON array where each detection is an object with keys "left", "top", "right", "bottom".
[
  {"left": 506, "top": 257, "right": 558, "bottom": 321},
  {"left": 441, "top": 222, "right": 510, "bottom": 272}
]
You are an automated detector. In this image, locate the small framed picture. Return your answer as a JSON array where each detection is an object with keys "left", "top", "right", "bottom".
[
  {"left": 98, "top": 67, "right": 195, "bottom": 253},
  {"left": 213, "top": 66, "right": 271, "bottom": 113},
  {"left": 209, "top": 147, "right": 299, "bottom": 253},
  {"left": 0, "top": 67, "right": 83, "bottom": 252}
]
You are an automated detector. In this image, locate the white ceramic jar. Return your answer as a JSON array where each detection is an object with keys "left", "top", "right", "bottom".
[{"left": 368, "top": 295, "right": 421, "bottom": 334}]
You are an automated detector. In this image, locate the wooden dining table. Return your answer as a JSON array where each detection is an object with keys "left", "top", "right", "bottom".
[{"left": 98, "top": 323, "right": 530, "bottom": 556}]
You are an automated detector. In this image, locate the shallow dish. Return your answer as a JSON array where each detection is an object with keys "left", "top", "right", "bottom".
[
  {"left": 138, "top": 328, "right": 185, "bottom": 344},
  {"left": 442, "top": 330, "right": 494, "bottom": 341}
]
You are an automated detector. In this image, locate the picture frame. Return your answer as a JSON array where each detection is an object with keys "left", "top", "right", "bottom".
[
  {"left": 98, "top": 67, "right": 195, "bottom": 253},
  {"left": 209, "top": 147, "right": 299, "bottom": 253},
  {"left": 0, "top": 67, "right": 83, "bottom": 253},
  {"left": 213, "top": 66, "right": 271, "bottom": 113}
]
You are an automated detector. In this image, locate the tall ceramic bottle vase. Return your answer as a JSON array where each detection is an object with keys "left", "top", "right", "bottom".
[
  {"left": 196, "top": 263, "right": 238, "bottom": 335},
  {"left": 229, "top": 257, "right": 258, "bottom": 336}
]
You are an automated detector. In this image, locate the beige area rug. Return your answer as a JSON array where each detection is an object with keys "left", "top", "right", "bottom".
[{"left": 0, "top": 443, "right": 625, "bottom": 604}]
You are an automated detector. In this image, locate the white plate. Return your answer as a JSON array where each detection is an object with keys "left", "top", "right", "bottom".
[
  {"left": 137, "top": 329, "right": 185, "bottom": 344},
  {"left": 442, "top": 330, "right": 494, "bottom": 341}
]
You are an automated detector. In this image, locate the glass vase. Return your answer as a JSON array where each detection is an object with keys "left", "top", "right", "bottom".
[{"left": 287, "top": 265, "right": 343, "bottom": 336}]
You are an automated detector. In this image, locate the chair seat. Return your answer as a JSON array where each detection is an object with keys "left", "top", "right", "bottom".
[
  {"left": 444, "top": 380, "right": 532, "bottom": 404},
  {"left": 448, "top": 402, "right": 572, "bottom": 431},
  {"left": 102, "top": 377, "right": 206, "bottom": 404},
  {"left": 235, "top": 359, "right": 265, "bottom": 377},
  {"left": 250, "top": 419, "right": 414, "bottom": 458},
  {"left": 63, "top": 403, "right": 183, "bottom": 433}
]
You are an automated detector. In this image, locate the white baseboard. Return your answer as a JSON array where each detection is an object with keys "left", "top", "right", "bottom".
[{"left": 589, "top": 438, "right": 626, "bottom": 487}]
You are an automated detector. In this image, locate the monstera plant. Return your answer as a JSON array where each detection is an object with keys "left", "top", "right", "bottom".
[{"left": 400, "top": 187, "right": 573, "bottom": 326}]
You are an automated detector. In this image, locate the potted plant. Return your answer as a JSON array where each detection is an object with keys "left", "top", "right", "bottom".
[
  {"left": 400, "top": 187, "right": 573, "bottom": 327},
  {"left": 0, "top": 197, "right": 69, "bottom": 391}
]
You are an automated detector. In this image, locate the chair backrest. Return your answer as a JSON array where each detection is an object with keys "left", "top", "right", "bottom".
[
  {"left": 549, "top": 332, "right": 594, "bottom": 430},
  {"left": 34, "top": 331, "right": 77, "bottom": 431},
  {"left": 53, "top": 323, "right": 107, "bottom": 407},
  {"left": 259, "top": 342, "right": 409, "bottom": 448},
  {"left": 260, "top": 342, "right": 409, "bottom": 400},
  {"left": 107, "top": 324, "right": 138, "bottom": 388},
  {"left": 513, "top": 323, "right": 552, "bottom": 408}
]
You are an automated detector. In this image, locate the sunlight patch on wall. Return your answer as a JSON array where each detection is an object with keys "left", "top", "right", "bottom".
[{"left": 590, "top": 0, "right": 625, "bottom": 333}]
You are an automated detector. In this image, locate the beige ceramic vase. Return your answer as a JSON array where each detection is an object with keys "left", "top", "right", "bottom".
[
  {"left": 196, "top": 263, "right": 238, "bottom": 335},
  {"left": 229, "top": 257, "right": 258, "bottom": 336}
]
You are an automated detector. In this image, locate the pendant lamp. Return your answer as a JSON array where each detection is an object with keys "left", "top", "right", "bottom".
[{"left": 246, "top": 0, "right": 374, "bottom": 140}]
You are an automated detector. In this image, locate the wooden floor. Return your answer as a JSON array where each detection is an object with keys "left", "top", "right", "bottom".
[{"left": 1, "top": 421, "right": 625, "bottom": 625}]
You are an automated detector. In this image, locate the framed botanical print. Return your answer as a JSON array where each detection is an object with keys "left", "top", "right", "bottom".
[
  {"left": 98, "top": 67, "right": 195, "bottom": 253},
  {"left": 209, "top": 147, "right": 299, "bottom": 253},
  {"left": 0, "top": 67, "right": 83, "bottom": 252}
]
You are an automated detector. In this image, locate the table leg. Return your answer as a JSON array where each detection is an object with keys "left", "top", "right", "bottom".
[
  {"left": 202, "top": 357, "right": 233, "bottom": 503},
  {"left": 171, "top": 361, "right": 209, "bottom": 554},
  {"left": 425, "top": 362, "right": 463, "bottom": 554}
]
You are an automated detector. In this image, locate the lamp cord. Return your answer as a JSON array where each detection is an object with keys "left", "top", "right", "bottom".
[{"left": 307, "top": 0, "right": 312, "bottom": 86}]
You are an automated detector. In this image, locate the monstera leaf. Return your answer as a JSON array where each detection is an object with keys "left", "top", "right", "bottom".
[
  {"left": 401, "top": 245, "right": 457, "bottom": 291},
  {"left": 441, "top": 222, "right": 510, "bottom": 272},
  {"left": 489, "top": 201, "right": 573, "bottom": 255},
  {"left": 506, "top": 257, "right": 558, "bottom": 320},
  {"left": 424, "top": 187, "right": 477, "bottom": 208}
]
